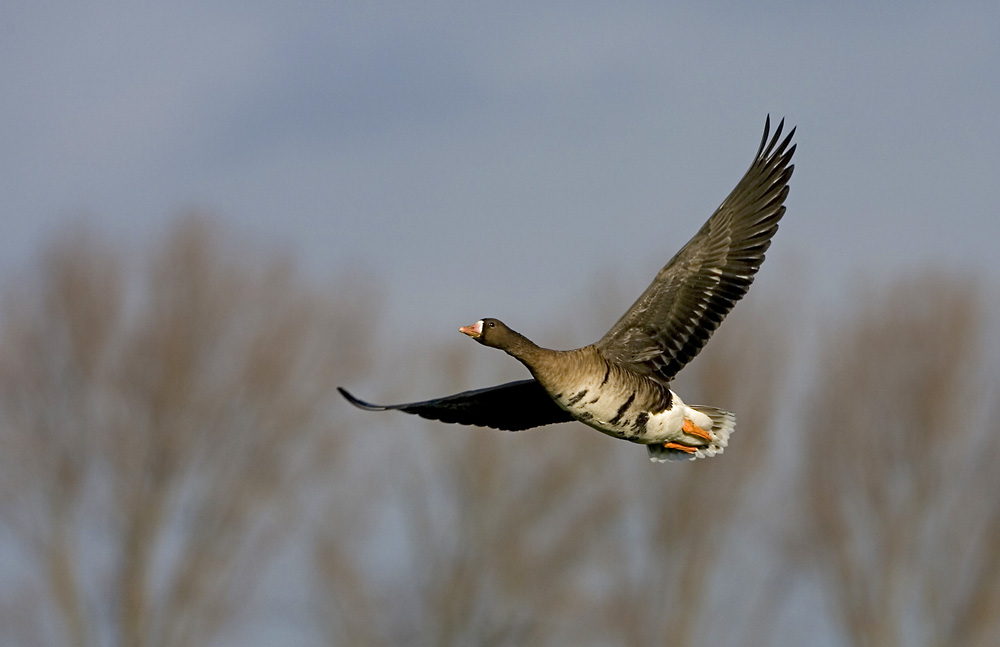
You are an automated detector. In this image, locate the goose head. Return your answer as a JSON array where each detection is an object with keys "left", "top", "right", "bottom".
[{"left": 459, "top": 318, "right": 519, "bottom": 350}]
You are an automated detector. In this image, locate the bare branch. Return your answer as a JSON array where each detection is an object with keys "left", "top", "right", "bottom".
[
  {"left": 801, "top": 273, "right": 999, "bottom": 647},
  {"left": 0, "top": 216, "right": 376, "bottom": 647}
]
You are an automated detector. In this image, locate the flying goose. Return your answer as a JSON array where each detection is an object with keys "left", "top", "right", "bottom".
[{"left": 340, "top": 117, "right": 795, "bottom": 461}]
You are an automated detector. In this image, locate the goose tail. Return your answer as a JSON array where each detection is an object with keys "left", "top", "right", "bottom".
[{"left": 646, "top": 406, "right": 735, "bottom": 462}]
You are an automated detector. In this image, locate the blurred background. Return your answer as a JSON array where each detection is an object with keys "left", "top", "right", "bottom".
[{"left": 1, "top": 2, "right": 999, "bottom": 646}]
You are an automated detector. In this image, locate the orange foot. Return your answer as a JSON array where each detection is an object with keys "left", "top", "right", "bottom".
[
  {"left": 682, "top": 418, "right": 712, "bottom": 442},
  {"left": 663, "top": 441, "right": 697, "bottom": 454}
]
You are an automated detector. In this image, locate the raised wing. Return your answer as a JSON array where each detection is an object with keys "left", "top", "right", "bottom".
[
  {"left": 596, "top": 116, "right": 795, "bottom": 383},
  {"left": 338, "top": 379, "right": 573, "bottom": 431}
]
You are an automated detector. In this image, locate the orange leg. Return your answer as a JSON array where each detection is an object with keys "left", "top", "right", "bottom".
[
  {"left": 663, "top": 441, "right": 697, "bottom": 454},
  {"left": 682, "top": 418, "right": 712, "bottom": 442}
]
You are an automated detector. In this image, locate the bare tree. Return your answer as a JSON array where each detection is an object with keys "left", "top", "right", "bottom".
[
  {"left": 0, "top": 217, "right": 374, "bottom": 647},
  {"left": 801, "top": 273, "right": 1000, "bottom": 647}
]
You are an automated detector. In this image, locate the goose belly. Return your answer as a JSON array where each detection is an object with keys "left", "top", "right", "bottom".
[{"left": 555, "top": 386, "right": 688, "bottom": 443}]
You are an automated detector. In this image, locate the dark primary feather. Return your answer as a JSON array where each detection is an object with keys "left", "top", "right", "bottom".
[
  {"left": 595, "top": 116, "right": 796, "bottom": 383},
  {"left": 338, "top": 380, "right": 572, "bottom": 432}
]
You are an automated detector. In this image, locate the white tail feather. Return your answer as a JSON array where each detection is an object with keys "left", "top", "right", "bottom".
[{"left": 646, "top": 406, "right": 736, "bottom": 463}]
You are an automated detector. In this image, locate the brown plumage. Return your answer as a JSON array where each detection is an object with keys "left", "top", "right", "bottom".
[{"left": 340, "top": 116, "right": 795, "bottom": 461}]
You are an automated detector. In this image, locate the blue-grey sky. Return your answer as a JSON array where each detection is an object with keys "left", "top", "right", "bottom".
[
  {"left": 2, "top": 1, "right": 998, "bottom": 342},
  {"left": 2, "top": 5, "right": 999, "bottom": 644}
]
